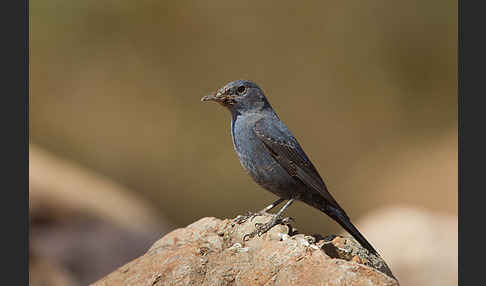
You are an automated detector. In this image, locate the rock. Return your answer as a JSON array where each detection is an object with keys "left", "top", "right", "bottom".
[
  {"left": 355, "top": 206, "right": 457, "bottom": 286},
  {"left": 321, "top": 235, "right": 395, "bottom": 279},
  {"left": 29, "top": 144, "right": 172, "bottom": 285},
  {"left": 30, "top": 253, "right": 78, "bottom": 286},
  {"left": 92, "top": 214, "right": 398, "bottom": 286}
]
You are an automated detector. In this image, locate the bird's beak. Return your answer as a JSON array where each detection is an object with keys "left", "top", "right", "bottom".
[
  {"left": 201, "top": 93, "right": 221, "bottom": 103},
  {"left": 201, "top": 92, "right": 236, "bottom": 106}
]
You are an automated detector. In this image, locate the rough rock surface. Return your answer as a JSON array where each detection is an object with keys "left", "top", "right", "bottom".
[{"left": 92, "top": 214, "right": 399, "bottom": 286}]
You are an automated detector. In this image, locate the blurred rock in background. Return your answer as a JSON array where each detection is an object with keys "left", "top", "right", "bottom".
[
  {"left": 356, "top": 206, "right": 458, "bottom": 286},
  {"left": 30, "top": 145, "right": 172, "bottom": 285},
  {"left": 30, "top": 1, "right": 456, "bottom": 285}
]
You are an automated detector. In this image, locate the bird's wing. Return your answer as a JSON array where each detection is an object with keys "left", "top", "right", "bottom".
[{"left": 253, "top": 118, "right": 341, "bottom": 209}]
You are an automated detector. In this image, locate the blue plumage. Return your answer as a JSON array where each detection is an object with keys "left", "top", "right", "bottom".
[{"left": 202, "top": 80, "right": 378, "bottom": 255}]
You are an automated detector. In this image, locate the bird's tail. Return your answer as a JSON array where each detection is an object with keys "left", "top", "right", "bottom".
[{"left": 325, "top": 205, "right": 378, "bottom": 255}]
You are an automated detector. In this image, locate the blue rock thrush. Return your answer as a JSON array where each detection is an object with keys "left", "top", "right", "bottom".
[{"left": 201, "top": 80, "right": 378, "bottom": 255}]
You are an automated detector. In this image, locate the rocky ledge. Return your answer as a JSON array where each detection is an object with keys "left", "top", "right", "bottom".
[{"left": 92, "top": 214, "right": 398, "bottom": 286}]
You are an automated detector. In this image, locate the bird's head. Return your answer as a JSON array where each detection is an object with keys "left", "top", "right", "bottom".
[{"left": 201, "top": 80, "right": 270, "bottom": 114}]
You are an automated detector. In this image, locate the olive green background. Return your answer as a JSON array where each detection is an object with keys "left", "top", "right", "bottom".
[{"left": 30, "top": 1, "right": 457, "bottom": 236}]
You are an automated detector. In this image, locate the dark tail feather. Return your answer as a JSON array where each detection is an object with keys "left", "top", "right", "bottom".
[{"left": 327, "top": 207, "right": 378, "bottom": 255}]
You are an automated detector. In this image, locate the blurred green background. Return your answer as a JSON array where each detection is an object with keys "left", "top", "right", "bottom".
[{"left": 30, "top": 0, "right": 456, "bottom": 249}]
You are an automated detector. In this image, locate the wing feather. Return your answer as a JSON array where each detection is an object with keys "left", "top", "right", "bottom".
[{"left": 253, "top": 119, "right": 340, "bottom": 209}]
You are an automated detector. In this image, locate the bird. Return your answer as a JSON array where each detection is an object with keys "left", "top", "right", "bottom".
[{"left": 201, "top": 79, "right": 378, "bottom": 255}]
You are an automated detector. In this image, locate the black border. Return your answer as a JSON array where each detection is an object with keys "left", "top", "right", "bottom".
[
  {"left": 459, "top": 0, "right": 484, "bottom": 285},
  {"left": 457, "top": 0, "right": 462, "bottom": 284},
  {"left": 26, "top": 0, "right": 30, "bottom": 283},
  {"left": 3, "top": 0, "right": 29, "bottom": 284}
]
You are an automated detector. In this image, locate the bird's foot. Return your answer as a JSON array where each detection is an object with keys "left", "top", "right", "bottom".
[
  {"left": 233, "top": 211, "right": 256, "bottom": 224},
  {"left": 243, "top": 214, "right": 294, "bottom": 241},
  {"left": 233, "top": 210, "right": 269, "bottom": 224}
]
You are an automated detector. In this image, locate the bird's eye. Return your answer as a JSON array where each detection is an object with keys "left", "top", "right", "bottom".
[{"left": 236, "top": 85, "right": 247, "bottom": 95}]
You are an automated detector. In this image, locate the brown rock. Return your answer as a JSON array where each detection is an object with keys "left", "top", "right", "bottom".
[
  {"left": 355, "top": 206, "right": 457, "bottom": 286},
  {"left": 92, "top": 214, "right": 398, "bottom": 286},
  {"left": 29, "top": 144, "right": 173, "bottom": 285},
  {"left": 30, "top": 253, "right": 78, "bottom": 286}
]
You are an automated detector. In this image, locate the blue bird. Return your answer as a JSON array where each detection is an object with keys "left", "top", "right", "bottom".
[{"left": 202, "top": 80, "right": 378, "bottom": 255}]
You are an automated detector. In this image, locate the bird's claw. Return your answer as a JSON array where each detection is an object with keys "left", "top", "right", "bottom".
[
  {"left": 243, "top": 233, "right": 253, "bottom": 241},
  {"left": 255, "top": 215, "right": 281, "bottom": 233},
  {"left": 233, "top": 211, "right": 256, "bottom": 224},
  {"left": 243, "top": 214, "right": 294, "bottom": 241},
  {"left": 233, "top": 211, "right": 268, "bottom": 224}
]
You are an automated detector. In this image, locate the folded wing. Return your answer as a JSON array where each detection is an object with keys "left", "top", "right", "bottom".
[{"left": 253, "top": 118, "right": 343, "bottom": 212}]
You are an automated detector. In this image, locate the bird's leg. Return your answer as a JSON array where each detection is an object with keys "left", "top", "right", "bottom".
[
  {"left": 248, "top": 198, "right": 286, "bottom": 222},
  {"left": 244, "top": 199, "right": 295, "bottom": 239},
  {"left": 234, "top": 198, "right": 285, "bottom": 224},
  {"left": 260, "top": 198, "right": 286, "bottom": 213}
]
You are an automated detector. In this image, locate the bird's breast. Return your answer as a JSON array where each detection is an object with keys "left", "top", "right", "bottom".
[{"left": 230, "top": 116, "right": 297, "bottom": 196}]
